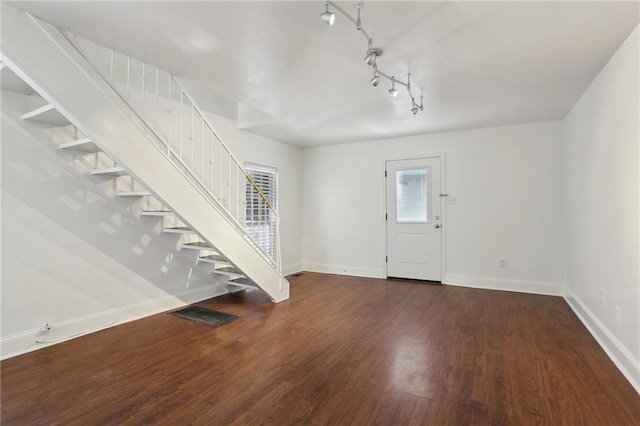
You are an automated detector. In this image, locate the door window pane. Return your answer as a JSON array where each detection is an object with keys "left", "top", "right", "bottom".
[{"left": 396, "top": 168, "right": 430, "bottom": 223}]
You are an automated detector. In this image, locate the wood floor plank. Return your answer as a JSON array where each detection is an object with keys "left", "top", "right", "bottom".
[{"left": 2, "top": 272, "right": 639, "bottom": 425}]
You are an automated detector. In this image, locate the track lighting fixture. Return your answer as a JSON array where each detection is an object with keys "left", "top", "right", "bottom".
[
  {"left": 364, "top": 50, "right": 383, "bottom": 66},
  {"left": 388, "top": 76, "right": 398, "bottom": 97},
  {"left": 318, "top": 1, "right": 424, "bottom": 116},
  {"left": 363, "top": 39, "right": 383, "bottom": 66},
  {"left": 411, "top": 94, "right": 424, "bottom": 115},
  {"left": 370, "top": 67, "right": 381, "bottom": 87},
  {"left": 320, "top": 0, "right": 335, "bottom": 26}
]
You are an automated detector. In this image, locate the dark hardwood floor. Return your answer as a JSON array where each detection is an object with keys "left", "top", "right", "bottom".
[{"left": 2, "top": 272, "right": 639, "bottom": 425}]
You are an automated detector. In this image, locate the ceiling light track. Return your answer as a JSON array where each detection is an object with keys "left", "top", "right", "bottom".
[{"left": 320, "top": 1, "right": 423, "bottom": 116}]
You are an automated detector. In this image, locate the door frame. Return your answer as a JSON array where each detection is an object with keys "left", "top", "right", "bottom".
[{"left": 383, "top": 154, "right": 447, "bottom": 281}]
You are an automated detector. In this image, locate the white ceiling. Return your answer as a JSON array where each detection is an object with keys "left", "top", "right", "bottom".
[{"left": 7, "top": 1, "right": 640, "bottom": 147}]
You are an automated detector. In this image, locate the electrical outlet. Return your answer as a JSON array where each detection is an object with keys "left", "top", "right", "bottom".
[
  {"left": 40, "top": 323, "right": 51, "bottom": 333},
  {"left": 499, "top": 259, "right": 507, "bottom": 268},
  {"left": 615, "top": 306, "right": 621, "bottom": 324},
  {"left": 600, "top": 289, "right": 605, "bottom": 305},
  {"left": 447, "top": 196, "right": 457, "bottom": 205}
]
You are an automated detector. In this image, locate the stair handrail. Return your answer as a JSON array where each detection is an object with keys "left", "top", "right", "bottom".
[
  {"left": 62, "top": 32, "right": 281, "bottom": 272},
  {"left": 171, "top": 78, "right": 277, "bottom": 214}
]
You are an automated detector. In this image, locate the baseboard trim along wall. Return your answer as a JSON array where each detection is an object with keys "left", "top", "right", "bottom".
[
  {"left": 302, "top": 263, "right": 385, "bottom": 279},
  {"left": 444, "top": 274, "right": 565, "bottom": 296},
  {"left": 564, "top": 288, "right": 640, "bottom": 394},
  {"left": 0, "top": 285, "right": 227, "bottom": 360},
  {"left": 298, "top": 265, "right": 565, "bottom": 296},
  {"left": 283, "top": 263, "right": 304, "bottom": 276}
]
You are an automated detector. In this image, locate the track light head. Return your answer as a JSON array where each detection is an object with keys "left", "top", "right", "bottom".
[
  {"left": 388, "top": 76, "right": 398, "bottom": 97},
  {"left": 410, "top": 94, "right": 424, "bottom": 115},
  {"left": 320, "top": 10, "right": 335, "bottom": 25},
  {"left": 370, "top": 65, "right": 380, "bottom": 87},
  {"left": 363, "top": 48, "right": 383, "bottom": 66},
  {"left": 320, "top": 2, "right": 335, "bottom": 25},
  {"left": 364, "top": 51, "right": 375, "bottom": 65}
]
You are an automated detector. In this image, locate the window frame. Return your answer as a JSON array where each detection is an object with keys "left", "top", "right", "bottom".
[{"left": 244, "top": 162, "right": 279, "bottom": 261}]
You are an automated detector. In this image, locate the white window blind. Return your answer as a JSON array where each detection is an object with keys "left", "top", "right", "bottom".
[{"left": 245, "top": 163, "right": 279, "bottom": 262}]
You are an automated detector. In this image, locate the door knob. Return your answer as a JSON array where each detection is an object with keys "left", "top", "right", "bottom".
[{"left": 435, "top": 224, "right": 440, "bottom": 229}]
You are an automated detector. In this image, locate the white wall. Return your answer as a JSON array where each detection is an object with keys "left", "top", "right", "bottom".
[
  {"left": 563, "top": 25, "right": 639, "bottom": 390},
  {"left": 302, "top": 121, "right": 565, "bottom": 295},
  {"left": 1, "top": 90, "right": 227, "bottom": 358},
  {"left": 202, "top": 113, "right": 303, "bottom": 275}
]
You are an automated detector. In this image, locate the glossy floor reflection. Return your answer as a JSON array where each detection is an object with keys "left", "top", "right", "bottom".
[{"left": 2, "top": 272, "right": 639, "bottom": 424}]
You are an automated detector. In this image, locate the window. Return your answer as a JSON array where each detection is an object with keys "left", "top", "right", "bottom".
[
  {"left": 396, "top": 168, "right": 430, "bottom": 223},
  {"left": 245, "top": 163, "right": 279, "bottom": 262}
]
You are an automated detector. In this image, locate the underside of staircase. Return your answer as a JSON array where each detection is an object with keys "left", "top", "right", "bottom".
[{"left": 1, "top": 6, "right": 289, "bottom": 302}]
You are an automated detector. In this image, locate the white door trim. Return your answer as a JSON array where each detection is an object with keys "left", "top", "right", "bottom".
[{"left": 383, "top": 154, "right": 447, "bottom": 281}]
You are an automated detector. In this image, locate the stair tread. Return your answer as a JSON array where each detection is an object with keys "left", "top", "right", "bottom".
[
  {"left": 224, "top": 284, "right": 247, "bottom": 294},
  {"left": 163, "top": 227, "right": 194, "bottom": 234},
  {"left": 141, "top": 210, "right": 173, "bottom": 214},
  {"left": 116, "top": 190, "right": 151, "bottom": 197},
  {"left": 229, "top": 277, "right": 256, "bottom": 287},
  {"left": 214, "top": 266, "right": 245, "bottom": 277},
  {"left": 182, "top": 241, "right": 214, "bottom": 250},
  {"left": 216, "top": 266, "right": 242, "bottom": 272},
  {"left": 141, "top": 210, "right": 174, "bottom": 216},
  {"left": 59, "top": 138, "right": 100, "bottom": 152},
  {"left": 199, "top": 254, "right": 227, "bottom": 263},
  {"left": 21, "top": 104, "right": 70, "bottom": 125},
  {"left": 91, "top": 166, "right": 125, "bottom": 176},
  {"left": 20, "top": 104, "right": 53, "bottom": 119}
]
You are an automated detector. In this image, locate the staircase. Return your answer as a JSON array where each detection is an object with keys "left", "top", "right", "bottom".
[
  {"left": 16, "top": 94, "right": 258, "bottom": 295},
  {"left": 1, "top": 6, "right": 289, "bottom": 302}
]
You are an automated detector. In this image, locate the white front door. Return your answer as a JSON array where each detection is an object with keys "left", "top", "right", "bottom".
[{"left": 386, "top": 157, "right": 442, "bottom": 281}]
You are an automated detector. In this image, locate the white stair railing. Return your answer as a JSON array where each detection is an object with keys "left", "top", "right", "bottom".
[{"left": 64, "top": 33, "right": 281, "bottom": 272}]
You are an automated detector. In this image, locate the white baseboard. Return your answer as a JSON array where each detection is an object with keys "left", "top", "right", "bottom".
[
  {"left": 302, "top": 263, "right": 385, "bottom": 279},
  {"left": 1, "top": 284, "right": 227, "bottom": 360},
  {"left": 564, "top": 288, "right": 640, "bottom": 394},
  {"left": 444, "top": 273, "right": 564, "bottom": 296},
  {"left": 282, "top": 263, "right": 304, "bottom": 276},
  {"left": 296, "top": 267, "right": 565, "bottom": 295}
]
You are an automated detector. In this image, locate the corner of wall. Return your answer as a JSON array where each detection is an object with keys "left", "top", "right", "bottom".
[
  {"left": 283, "top": 263, "right": 304, "bottom": 276},
  {"left": 563, "top": 288, "right": 640, "bottom": 394},
  {"left": 561, "top": 23, "right": 640, "bottom": 394}
]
